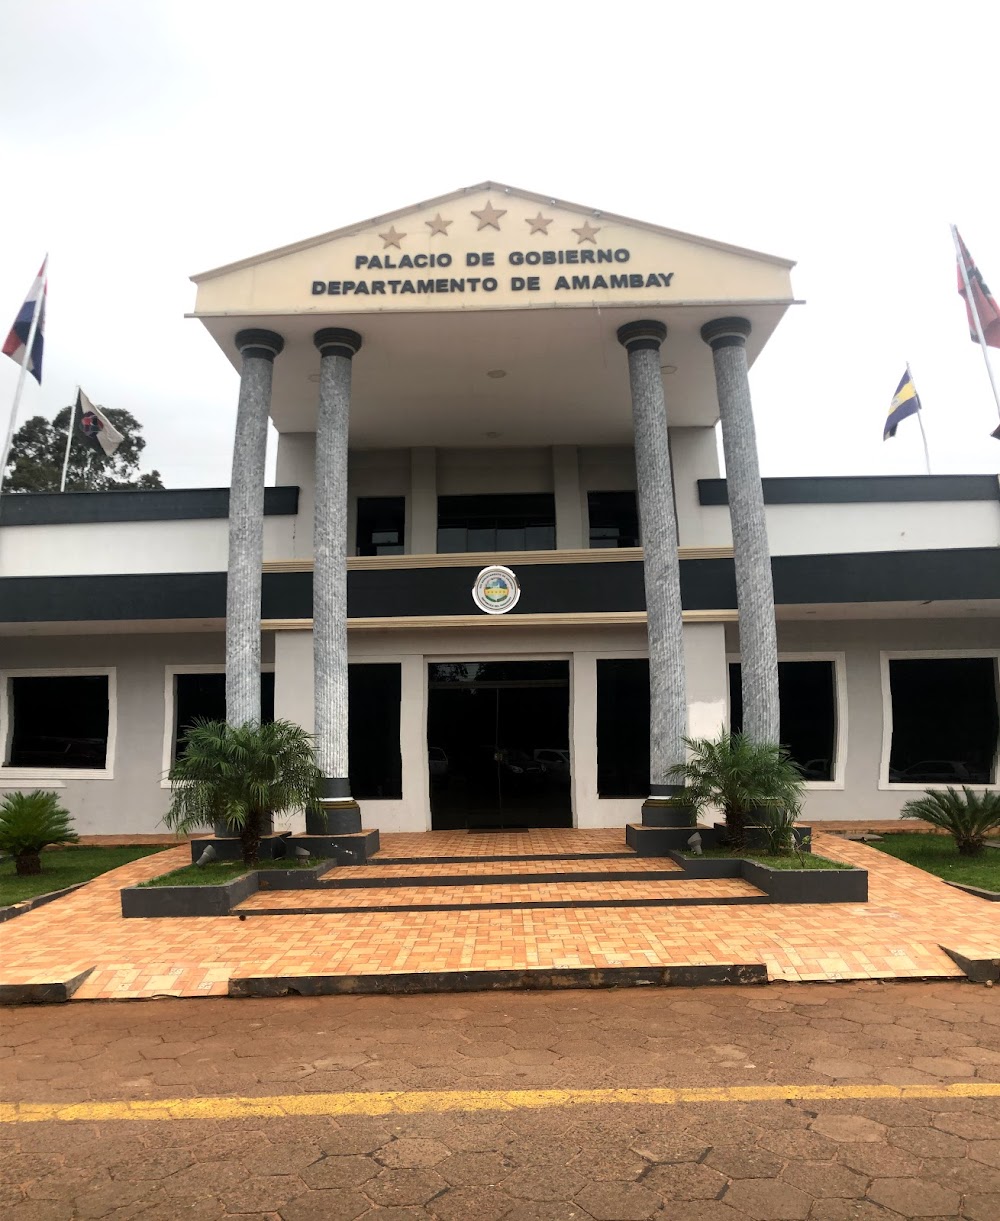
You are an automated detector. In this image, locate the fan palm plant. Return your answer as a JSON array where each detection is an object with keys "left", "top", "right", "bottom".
[
  {"left": 668, "top": 732, "right": 805, "bottom": 852},
  {"left": 0, "top": 791, "right": 79, "bottom": 876},
  {"left": 900, "top": 786, "right": 1000, "bottom": 856},
  {"left": 165, "top": 719, "right": 321, "bottom": 866}
]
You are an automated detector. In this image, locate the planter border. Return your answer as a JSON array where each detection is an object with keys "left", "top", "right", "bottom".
[
  {"left": 667, "top": 849, "right": 868, "bottom": 904},
  {"left": 122, "top": 860, "right": 340, "bottom": 918}
]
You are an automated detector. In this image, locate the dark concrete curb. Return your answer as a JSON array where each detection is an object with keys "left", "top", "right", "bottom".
[
  {"left": 372, "top": 852, "right": 635, "bottom": 865},
  {"left": 944, "top": 880, "right": 1000, "bottom": 902},
  {"left": 240, "top": 894, "right": 773, "bottom": 917},
  {"left": 0, "top": 880, "right": 89, "bottom": 924},
  {"left": 316, "top": 867, "right": 691, "bottom": 889},
  {"left": 229, "top": 961, "right": 769, "bottom": 998},
  {"left": 0, "top": 966, "right": 95, "bottom": 1005},
  {"left": 941, "top": 946, "right": 1000, "bottom": 984}
]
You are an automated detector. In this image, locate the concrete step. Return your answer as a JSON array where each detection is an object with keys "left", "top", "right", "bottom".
[
  {"left": 234, "top": 876, "right": 768, "bottom": 916},
  {"left": 315, "top": 855, "right": 684, "bottom": 889}
]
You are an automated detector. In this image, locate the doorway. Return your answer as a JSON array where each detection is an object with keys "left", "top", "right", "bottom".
[{"left": 427, "top": 660, "right": 572, "bottom": 830}]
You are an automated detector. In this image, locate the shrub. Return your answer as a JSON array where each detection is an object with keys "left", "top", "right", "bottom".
[
  {"left": 0, "top": 791, "right": 79, "bottom": 876},
  {"left": 900, "top": 786, "right": 1000, "bottom": 856},
  {"left": 164, "top": 719, "right": 321, "bottom": 866},
  {"left": 668, "top": 732, "right": 805, "bottom": 851}
]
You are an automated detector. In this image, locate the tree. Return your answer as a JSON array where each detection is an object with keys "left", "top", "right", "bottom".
[
  {"left": 4, "top": 405, "right": 163, "bottom": 492},
  {"left": 0, "top": 791, "right": 79, "bottom": 876},
  {"left": 164, "top": 719, "right": 321, "bottom": 866},
  {"left": 901, "top": 787, "right": 1000, "bottom": 856},
  {"left": 668, "top": 731, "right": 805, "bottom": 852}
]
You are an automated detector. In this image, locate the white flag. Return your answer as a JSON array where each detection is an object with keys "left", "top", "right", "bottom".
[{"left": 77, "top": 390, "right": 124, "bottom": 458}]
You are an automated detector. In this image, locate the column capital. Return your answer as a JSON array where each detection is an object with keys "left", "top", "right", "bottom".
[
  {"left": 701, "top": 317, "right": 751, "bottom": 350},
  {"left": 616, "top": 319, "right": 667, "bottom": 352},
  {"left": 235, "top": 328, "right": 284, "bottom": 361},
  {"left": 314, "top": 328, "right": 363, "bottom": 359}
]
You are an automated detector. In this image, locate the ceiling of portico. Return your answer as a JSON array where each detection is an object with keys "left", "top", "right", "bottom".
[{"left": 190, "top": 182, "right": 799, "bottom": 444}]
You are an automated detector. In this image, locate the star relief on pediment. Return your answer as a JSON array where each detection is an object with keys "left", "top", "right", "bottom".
[{"left": 471, "top": 200, "right": 507, "bottom": 231}]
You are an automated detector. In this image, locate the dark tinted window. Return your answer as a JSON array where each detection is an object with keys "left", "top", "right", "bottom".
[
  {"left": 6, "top": 675, "right": 110, "bottom": 769},
  {"left": 729, "top": 660, "right": 836, "bottom": 781},
  {"left": 356, "top": 496, "right": 405, "bottom": 556},
  {"left": 588, "top": 491, "right": 640, "bottom": 549},
  {"left": 597, "top": 659, "right": 649, "bottom": 797},
  {"left": 174, "top": 672, "right": 275, "bottom": 759},
  {"left": 888, "top": 658, "right": 998, "bottom": 784},
  {"left": 437, "top": 494, "right": 556, "bottom": 553},
  {"left": 349, "top": 663, "right": 402, "bottom": 798}
]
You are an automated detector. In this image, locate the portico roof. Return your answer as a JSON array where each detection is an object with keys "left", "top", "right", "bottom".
[{"left": 189, "top": 183, "right": 800, "bottom": 444}]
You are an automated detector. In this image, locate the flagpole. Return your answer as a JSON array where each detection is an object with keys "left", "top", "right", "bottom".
[
  {"left": 60, "top": 389, "right": 78, "bottom": 492},
  {"left": 0, "top": 255, "right": 47, "bottom": 502},
  {"left": 951, "top": 225, "right": 1000, "bottom": 438},
  {"left": 907, "top": 362, "right": 932, "bottom": 475}
]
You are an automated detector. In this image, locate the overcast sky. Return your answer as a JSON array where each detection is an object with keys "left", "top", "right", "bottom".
[{"left": 1, "top": 1, "right": 998, "bottom": 487}]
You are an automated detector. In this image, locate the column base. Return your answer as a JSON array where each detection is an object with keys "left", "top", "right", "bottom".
[
  {"left": 286, "top": 828, "right": 380, "bottom": 864},
  {"left": 305, "top": 801, "right": 362, "bottom": 835},
  {"left": 640, "top": 798, "right": 697, "bottom": 828}
]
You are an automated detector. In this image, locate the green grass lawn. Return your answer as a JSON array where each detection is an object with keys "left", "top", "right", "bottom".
[
  {"left": 0, "top": 845, "right": 167, "bottom": 906},
  {"left": 680, "top": 848, "right": 853, "bottom": 870},
  {"left": 140, "top": 858, "right": 321, "bottom": 887},
  {"left": 870, "top": 833, "right": 1000, "bottom": 892}
]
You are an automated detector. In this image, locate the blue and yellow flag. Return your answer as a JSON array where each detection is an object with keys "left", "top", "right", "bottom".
[{"left": 883, "top": 369, "right": 921, "bottom": 440}]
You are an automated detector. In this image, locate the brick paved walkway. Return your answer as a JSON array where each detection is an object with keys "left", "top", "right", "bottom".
[
  {"left": 1, "top": 828, "right": 998, "bottom": 1000},
  {"left": 2, "top": 982, "right": 999, "bottom": 1218}
]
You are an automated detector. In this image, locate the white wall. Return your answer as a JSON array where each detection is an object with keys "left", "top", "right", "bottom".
[
  {"left": 701, "top": 498, "right": 1000, "bottom": 555},
  {"left": 0, "top": 632, "right": 242, "bottom": 835},
  {"left": 726, "top": 617, "right": 1000, "bottom": 822}
]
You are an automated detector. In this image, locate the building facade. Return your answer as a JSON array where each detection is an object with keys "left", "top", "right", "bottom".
[{"left": 1, "top": 184, "right": 998, "bottom": 836}]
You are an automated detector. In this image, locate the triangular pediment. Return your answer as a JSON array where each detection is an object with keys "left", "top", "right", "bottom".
[{"left": 191, "top": 182, "right": 795, "bottom": 317}]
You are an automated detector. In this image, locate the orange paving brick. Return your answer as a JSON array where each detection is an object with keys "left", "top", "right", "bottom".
[
  {"left": 375, "top": 828, "right": 633, "bottom": 857},
  {"left": 238, "top": 877, "right": 763, "bottom": 910},
  {"left": 321, "top": 855, "right": 684, "bottom": 879},
  {"left": 0, "top": 832, "right": 998, "bottom": 1001}
]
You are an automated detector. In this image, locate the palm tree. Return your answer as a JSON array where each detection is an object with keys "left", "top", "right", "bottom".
[
  {"left": 668, "top": 732, "right": 805, "bottom": 851},
  {"left": 165, "top": 720, "right": 320, "bottom": 866},
  {"left": 0, "top": 791, "right": 78, "bottom": 876},
  {"left": 901, "top": 787, "right": 1000, "bottom": 856}
]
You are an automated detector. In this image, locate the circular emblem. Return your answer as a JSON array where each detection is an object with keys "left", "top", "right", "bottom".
[
  {"left": 472, "top": 565, "right": 520, "bottom": 615},
  {"left": 81, "top": 412, "right": 102, "bottom": 436}
]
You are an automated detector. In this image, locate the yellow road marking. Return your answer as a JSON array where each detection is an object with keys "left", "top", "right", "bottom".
[{"left": 3, "top": 1082, "right": 999, "bottom": 1124}]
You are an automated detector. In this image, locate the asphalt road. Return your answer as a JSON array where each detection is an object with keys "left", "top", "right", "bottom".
[{"left": 2, "top": 980, "right": 999, "bottom": 1219}]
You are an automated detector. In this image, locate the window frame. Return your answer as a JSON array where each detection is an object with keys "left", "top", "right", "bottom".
[
  {"left": 160, "top": 664, "right": 275, "bottom": 789},
  {"left": 879, "top": 650, "right": 1000, "bottom": 791},
  {"left": 726, "top": 651, "right": 847, "bottom": 791},
  {"left": 0, "top": 666, "right": 117, "bottom": 781}
]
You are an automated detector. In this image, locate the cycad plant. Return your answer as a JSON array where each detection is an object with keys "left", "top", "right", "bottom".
[
  {"left": 668, "top": 732, "right": 805, "bottom": 852},
  {"left": 165, "top": 720, "right": 321, "bottom": 866},
  {"left": 901, "top": 786, "right": 1000, "bottom": 856},
  {"left": 0, "top": 791, "right": 79, "bottom": 876}
]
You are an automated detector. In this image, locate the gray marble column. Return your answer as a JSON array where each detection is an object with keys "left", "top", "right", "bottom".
[
  {"left": 617, "top": 321, "right": 688, "bottom": 802},
  {"left": 311, "top": 328, "right": 363, "bottom": 832},
  {"left": 701, "top": 318, "right": 780, "bottom": 744},
  {"left": 226, "top": 329, "right": 283, "bottom": 727}
]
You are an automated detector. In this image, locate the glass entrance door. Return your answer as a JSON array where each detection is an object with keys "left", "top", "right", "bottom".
[{"left": 427, "top": 661, "right": 571, "bottom": 830}]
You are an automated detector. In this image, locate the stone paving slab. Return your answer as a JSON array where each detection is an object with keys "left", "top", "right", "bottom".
[
  {"left": 0, "top": 832, "right": 997, "bottom": 1000},
  {"left": 2, "top": 981, "right": 1000, "bottom": 1218}
]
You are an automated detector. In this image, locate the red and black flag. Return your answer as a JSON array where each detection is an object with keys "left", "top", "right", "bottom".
[{"left": 955, "top": 230, "right": 1000, "bottom": 350}]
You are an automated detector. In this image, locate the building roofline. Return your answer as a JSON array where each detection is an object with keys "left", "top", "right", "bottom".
[{"left": 190, "top": 181, "right": 797, "bottom": 282}]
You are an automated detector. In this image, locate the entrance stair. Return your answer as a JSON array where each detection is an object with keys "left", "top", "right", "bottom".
[{"left": 231, "top": 829, "right": 769, "bottom": 918}]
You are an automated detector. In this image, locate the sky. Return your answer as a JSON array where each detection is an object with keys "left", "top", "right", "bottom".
[{"left": 1, "top": 0, "right": 998, "bottom": 487}]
